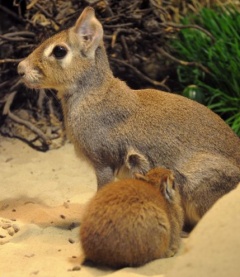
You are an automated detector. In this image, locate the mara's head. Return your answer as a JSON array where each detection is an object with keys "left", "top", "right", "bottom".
[{"left": 17, "top": 7, "right": 106, "bottom": 92}]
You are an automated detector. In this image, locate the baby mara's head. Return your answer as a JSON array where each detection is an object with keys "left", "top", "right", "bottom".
[
  {"left": 118, "top": 147, "right": 180, "bottom": 202},
  {"left": 136, "top": 167, "right": 177, "bottom": 203},
  {"left": 124, "top": 149, "right": 177, "bottom": 203}
]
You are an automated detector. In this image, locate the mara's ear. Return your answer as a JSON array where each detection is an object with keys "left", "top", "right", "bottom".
[{"left": 73, "top": 7, "right": 103, "bottom": 58}]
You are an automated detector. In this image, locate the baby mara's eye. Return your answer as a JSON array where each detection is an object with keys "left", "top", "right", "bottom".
[{"left": 52, "top": 45, "right": 68, "bottom": 59}]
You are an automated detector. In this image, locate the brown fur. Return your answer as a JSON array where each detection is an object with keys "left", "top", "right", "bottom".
[
  {"left": 80, "top": 167, "right": 183, "bottom": 268},
  {"left": 18, "top": 7, "right": 240, "bottom": 226}
]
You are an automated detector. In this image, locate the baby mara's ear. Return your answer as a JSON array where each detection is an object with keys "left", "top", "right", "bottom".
[
  {"left": 125, "top": 148, "right": 150, "bottom": 175},
  {"left": 135, "top": 173, "right": 149, "bottom": 182},
  {"left": 73, "top": 7, "right": 103, "bottom": 58},
  {"left": 161, "top": 173, "right": 176, "bottom": 202}
]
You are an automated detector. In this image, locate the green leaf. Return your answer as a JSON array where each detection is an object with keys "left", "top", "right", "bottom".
[{"left": 169, "top": 7, "right": 240, "bottom": 135}]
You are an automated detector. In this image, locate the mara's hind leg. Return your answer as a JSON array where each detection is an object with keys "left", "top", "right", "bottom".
[{"left": 178, "top": 153, "right": 240, "bottom": 226}]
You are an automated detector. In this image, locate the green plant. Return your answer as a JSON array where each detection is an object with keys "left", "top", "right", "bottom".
[{"left": 170, "top": 7, "right": 240, "bottom": 135}]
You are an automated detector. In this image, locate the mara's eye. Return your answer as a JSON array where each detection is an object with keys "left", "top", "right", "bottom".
[{"left": 52, "top": 45, "right": 68, "bottom": 59}]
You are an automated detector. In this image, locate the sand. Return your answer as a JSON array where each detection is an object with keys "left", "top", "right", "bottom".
[{"left": 0, "top": 137, "right": 239, "bottom": 277}]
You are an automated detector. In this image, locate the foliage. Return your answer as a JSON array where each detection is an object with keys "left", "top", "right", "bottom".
[{"left": 170, "top": 7, "right": 240, "bottom": 135}]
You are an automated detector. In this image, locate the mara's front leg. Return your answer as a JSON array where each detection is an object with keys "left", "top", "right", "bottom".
[
  {"left": 71, "top": 140, "right": 115, "bottom": 189},
  {"left": 179, "top": 153, "right": 240, "bottom": 226},
  {"left": 95, "top": 164, "right": 115, "bottom": 189}
]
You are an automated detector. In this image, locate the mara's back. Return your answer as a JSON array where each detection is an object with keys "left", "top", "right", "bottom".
[
  {"left": 136, "top": 89, "right": 240, "bottom": 163},
  {"left": 103, "top": 83, "right": 240, "bottom": 168}
]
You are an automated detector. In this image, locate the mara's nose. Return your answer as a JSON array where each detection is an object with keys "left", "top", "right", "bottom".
[{"left": 17, "top": 60, "right": 26, "bottom": 77}]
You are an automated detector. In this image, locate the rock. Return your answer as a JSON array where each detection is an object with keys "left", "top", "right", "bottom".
[{"left": 167, "top": 184, "right": 240, "bottom": 277}]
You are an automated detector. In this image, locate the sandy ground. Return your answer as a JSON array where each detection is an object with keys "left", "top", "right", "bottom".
[{"left": 0, "top": 137, "right": 239, "bottom": 277}]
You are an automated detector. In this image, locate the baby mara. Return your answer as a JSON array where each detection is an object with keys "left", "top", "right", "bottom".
[
  {"left": 18, "top": 7, "right": 240, "bottom": 227},
  {"left": 80, "top": 165, "right": 184, "bottom": 268}
]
